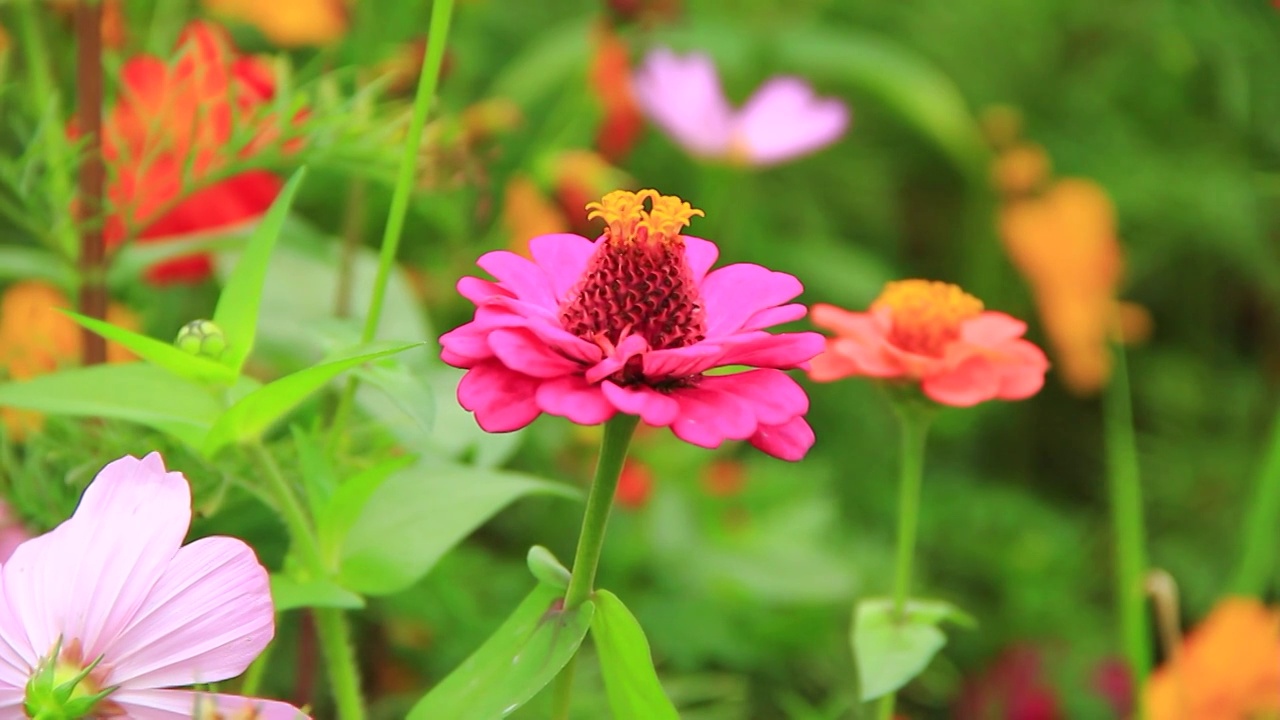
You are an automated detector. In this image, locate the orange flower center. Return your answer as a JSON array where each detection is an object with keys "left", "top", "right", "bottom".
[{"left": 872, "top": 280, "right": 983, "bottom": 356}]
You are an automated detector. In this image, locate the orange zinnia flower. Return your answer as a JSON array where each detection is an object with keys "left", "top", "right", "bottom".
[
  {"left": 203, "top": 0, "right": 350, "bottom": 47},
  {"left": 96, "top": 21, "right": 290, "bottom": 285},
  {"left": 1145, "top": 597, "right": 1280, "bottom": 720},
  {"left": 0, "top": 282, "right": 138, "bottom": 440},
  {"left": 809, "top": 280, "right": 1048, "bottom": 407}
]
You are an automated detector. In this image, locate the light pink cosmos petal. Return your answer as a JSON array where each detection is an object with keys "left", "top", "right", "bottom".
[
  {"left": 750, "top": 415, "right": 815, "bottom": 461},
  {"left": 110, "top": 689, "right": 309, "bottom": 720},
  {"left": 961, "top": 312, "right": 1029, "bottom": 346},
  {"left": 475, "top": 251, "right": 557, "bottom": 309},
  {"left": 456, "top": 276, "right": 513, "bottom": 305},
  {"left": 105, "top": 537, "right": 272, "bottom": 688},
  {"left": 536, "top": 376, "right": 616, "bottom": 425},
  {"left": 735, "top": 76, "right": 850, "bottom": 166},
  {"left": 632, "top": 49, "right": 733, "bottom": 158},
  {"left": 742, "top": 302, "right": 808, "bottom": 331},
  {"left": 457, "top": 361, "right": 543, "bottom": 432},
  {"left": 0, "top": 567, "right": 34, "bottom": 694},
  {"left": 529, "top": 233, "right": 597, "bottom": 300},
  {"left": 921, "top": 356, "right": 1001, "bottom": 407},
  {"left": 700, "top": 370, "right": 808, "bottom": 426},
  {"left": 1, "top": 454, "right": 190, "bottom": 666},
  {"left": 668, "top": 385, "right": 758, "bottom": 448},
  {"left": 681, "top": 236, "right": 719, "bottom": 283},
  {"left": 716, "top": 331, "right": 824, "bottom": 369},
  {"left": 700, "top": 264, "right": 804, "bottom": 337},
  {"left": 489, "top": 328, "right": 583, "bottom": 378},
  {"left": 642, "top": 343, "right": 725, "bottom": 379},
  {"left": 600, "top": 382, "right": 681, "bottom": 426},
  {"left": 993, "top": 339, "right": 1049, "bottom": 400},
  {"left": 0, "top": 687, "right": 22, "bottom": 716},
  {"left": 584, "top": 334, "right": 649, "bottom": 385}
]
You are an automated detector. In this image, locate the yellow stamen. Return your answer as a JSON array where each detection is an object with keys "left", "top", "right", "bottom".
[
  {"left": 585, "top": 189, "right": 703, "bottom": 243},
  {"left": 872, "top": 279, "right": 983, "bottom": 356}
]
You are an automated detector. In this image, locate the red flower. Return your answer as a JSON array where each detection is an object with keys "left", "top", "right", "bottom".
[
  {"left": 809, "top": 280, "right": 1048, "bottom": 407},
  {"left": 590, "top": 25, "right": 644, "bottom": 163},
  {"left": 615, "top": 459, "right": 654, "bottom": 509},
  {"left": 97, "top": 21, "right": 287, "bottom": 284}
]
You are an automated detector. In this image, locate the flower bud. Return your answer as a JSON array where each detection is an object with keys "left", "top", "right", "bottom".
[
  {"left": 23, "top": 640, "right": 115, "bottom": 720},
  {"left": 175, "top": 319, "right": 227, "bottom": 360}
]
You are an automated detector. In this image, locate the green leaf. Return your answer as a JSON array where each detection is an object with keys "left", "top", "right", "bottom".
[
  {"left": 339, "top": 462, "right": 580, "bottom": 595},
  {"left": 202, "top": 341, "right": 420, "bottom": 456},
  {"left": 0, "top": 247, "right": 73, "bottom": 286},
  {"left": 270, "top": 574, "right": 366, "bottom": 612},
  {"left": 591, "top": 590, "right": 681, "bottom": 720},
  {"left": 355, "top": 361, "right": 434, "bottom": 435},
  {"left": 211, "top": 167, "right": 307, "bottom": 375},
  {"left": 406, "top": 584, "right": 594, "bottom": 720},
  {"left": 526, "top": 545, "right": 572, "bottom": 590},
  {"left": 291, "top": 425, "right": 339, "bottom": 521},
  {"left": 776, "top": 27, "right": 989, "bottom": 177},
  {"left": 316, "top": 455, "right": 414, "bottom": 565},
  {"left": 0, "top": 363, "right": 218, "bottom": 448},
  {"left": 62, "top": 311, "right": 237, "bottom": 385},
  {"left": 852, "top": 598, "right": 974, "bottom": 701}
]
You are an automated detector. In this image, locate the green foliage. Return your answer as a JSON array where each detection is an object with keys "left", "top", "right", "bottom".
[
  {"left": 853, "top": 599, "right": 975, "bottom": 701},
  {"left": 591, "top": 590, "right": 681, "bottom": 720}
]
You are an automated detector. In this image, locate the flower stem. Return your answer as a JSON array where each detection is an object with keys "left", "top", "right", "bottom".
[
  {"left": 328, "top": 0, "right": 456, "bottom": 444},
  {"left": 549, "top": 414, "right": 640, "bottom": 719},
  {"left": 1103, "top": 341, "right": 1151, "bottom": 712},
  {"left": 1229, "top": 403, "right": 1280, "bottom": 594},
  {"left": 74, "top": 0, "right": 107, "bottom": 366},
  {"left": 876, "top": 401, "right": 933, "bottom": 720},
  {"left": 248, "top": 443, "right": 366, "bottom": 719}
]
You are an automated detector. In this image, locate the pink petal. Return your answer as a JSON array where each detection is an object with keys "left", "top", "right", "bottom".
[
  {"left": 488, "top": 328, "right": 582, "bottom": 378},
  {"left": 701, "top": 370, "right": 808, "bottom": 426},
  {"left": 584, "top": 334, "right": 648, "bottom": 385},
  {"left": 632, "top": 49, "right": 733, "bottom": 158},
  {"left": 0, "top": 688, "right": 21, "bottom": 715},
  {"left": 734, "top": 76, "right": 850, "bottom": 166},
  {"left": 668, "top": 385, "right": 758, "bottom": 448},
  {"left": 810, "top": 303, "right": 872, "bottom": 335},
  {"left": 993, "top": 339, "right": 1049, "bottom": 400},
  {"left": 742, "top": 302, "right": 808, "bottom": 331},
  {"left": 681, "top": 236, "right": 719, "bottom": 283},
  {"left": 105, "top": 537, "right": 272, "bottom": 688},
  {"left": 475, "top": 250, "right": 558, "bottom": 309},
  {"left": 641, "top": 343, "right": 725, "bottom": 379},
  {"left": 1, "top": 454, "right": 190, "bottom": 666},
  {"left": 536, "top": 375, "right": 616, "bottom": 425},
  {"left": 601, "top": 382, "right": 681, "bottom": 426},
  {"left": 700, "top": 264, "right": 805, "bottom": 337},
  {"left": 921, "top": 356, "right": 1002, "bottom": 407},
  {"left": 826, "top": 336, "right": 903, "bottom": 378},
  {"left": 528, "top": 233, "right": 597, "bottom": 300},
  {"left": 716, "top": 331, "right": 824, "bottom": 369},
  {"left": 750, "top": 416, "right": 815, "bottom": 461},
  {"left": 520, "top": 320, "right": 602, "bottom": 364},
  {"left": 456, "top": 276, "right": 512, "bottom": 305},
  {"left": 0, "top": 570, "right": 34, "bottom": 693},
  {"left": 807, "top": 343, "right": 863, "bottom": 382},
  {"left": 961, "top": 312, "right": 1029, "bottom": 345},
  {"left": 457, "top": 361, "right": 543, "bottom": 432},
  {"left": 110, "top": 689, "right": 309, "bottom": 719}
]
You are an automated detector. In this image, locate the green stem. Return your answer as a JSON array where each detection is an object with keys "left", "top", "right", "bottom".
[
  {"left": 329, "top": 0, "right": 456, "bottom": 443},
  {"left": 1103, "top": 341, "right": 1151, "bottom": 712},
  {"left": 549, "top": 414, "right": 640, "bottom": 720},
  {"left": 876, "top": 401, "right": 933, "bottom": 720},
  {"left": 248, "top": 444, "right": 366, "bottom": 719},
  {"left": 1229, "top": 403, "right": 1280, "bottom": 595}
]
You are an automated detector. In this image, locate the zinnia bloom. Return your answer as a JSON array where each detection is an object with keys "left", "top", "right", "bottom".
[
  {"left": 808, "top": 280, "right": 1048, "bottom": 407},
  {"left": 0, "top": 453, "right": 308, "bottom": 718},
  {"left": 631, "top": 48, "right": 849, "bottom": 166},
  {"left": 1145, "top": 597, "right": 1280, "bottom": 719},
  {"left": 441, "top": 189, "right": 822, "bottom": 461},
  {"left": 97, "top": 21, "right": 289, "bottom": 284}
]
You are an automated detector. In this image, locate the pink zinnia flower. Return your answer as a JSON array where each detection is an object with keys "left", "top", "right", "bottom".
[
  {"left": 440, "top": 189, "right": 822, "bottom": 461},
  {"left": 809, "top": 279, "right": 1049, "bottom": 407},
  {"left": 631, "top": 48, "right": 850, "bottom": 166},
  {"left": 0, "top": 453, "right": 308, "bottom": 719}
]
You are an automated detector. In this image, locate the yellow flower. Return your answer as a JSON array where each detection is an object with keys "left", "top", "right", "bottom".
[
  {"left": 1145, "top": 598, "right": 1280, "bottom": 720},
  {"left": 0, "top": 282, "right": 138, "bottom": 440},
  {"left": 202, "top": 0, "right": 350, "bottom": 47}
]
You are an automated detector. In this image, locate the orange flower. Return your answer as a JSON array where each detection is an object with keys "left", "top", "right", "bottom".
[
  {"left": 0, "top": 282, "right": 138, "bottom": 440},
  {"left": 502, "top": 151, "right": 631, "bottom": 254},
  {"left": 502, "top": 175, "right": 568, "bottom": 256},
  {"left": 203, "top": 0, "right": 350, "bottom": 47},
  {"left": 96, "top": 21, "right": 290, "bottom": 285},
  {"left": 589, "top": 24, "right": 644, "bottom": 162},
  {"left": 615, "top": 459, "right": 654, "bottom": 510},
  {"left": 998, "top": 176, "right": 1148, "bottom": 394},
  {"left": 809, "top": 280, "right": 1048, "bottom": 407},
  {"left": 701, "top": 459, "right": 746, "bottom": 498},
  {"left": 1145, "top": 597, "right": 1280, "bottom": 719}
]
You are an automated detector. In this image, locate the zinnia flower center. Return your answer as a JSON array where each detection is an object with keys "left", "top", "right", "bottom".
[
  {"left": 560, "top": 189, "right": 707, "bottom": 355},
  {"left": 872, "top": 279, "right": 983, "bottom": 356}
]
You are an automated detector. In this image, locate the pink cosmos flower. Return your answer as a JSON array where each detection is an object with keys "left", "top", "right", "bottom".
[
  {"left": 809, "top": 279, "right": 1049, "bottom": 407},
  {"left": 631, "top": 48, "right": 850, "bottom": 166},
  {"left": 0, "top": 453, "right": 308, "bottom": 719},
  {"left": 440, "top": 189, "right": 823, "bottom": 461}
]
